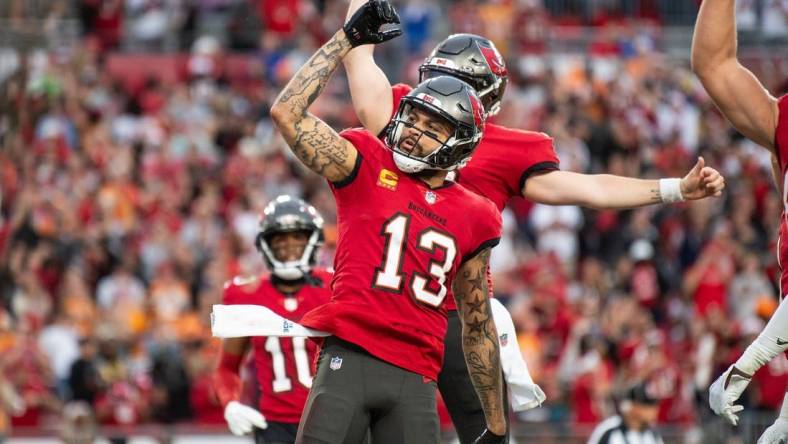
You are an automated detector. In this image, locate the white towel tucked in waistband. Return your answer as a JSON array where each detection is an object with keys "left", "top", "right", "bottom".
[{"left": 211, "top": 304, "right": 330, "bottom": 338}]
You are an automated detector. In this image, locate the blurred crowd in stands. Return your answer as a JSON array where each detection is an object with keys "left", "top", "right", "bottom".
[{"left": 0, "top": 0, "right": 787, "bottom": 441}]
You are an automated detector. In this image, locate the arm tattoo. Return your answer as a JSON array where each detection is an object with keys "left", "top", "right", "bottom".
[
  {"left": 271, "top": 32, "right": 355, "bottom": 182},
  {"left": 453, "top": 248, "right": 505, "bottom": 431},
  {"left": 651, "top": 186, "right": 662, "bottom": 203}
]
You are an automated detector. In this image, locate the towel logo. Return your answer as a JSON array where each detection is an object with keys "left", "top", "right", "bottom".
[{"left": 330, "top": 356, "right": 343, "bottom": 371}]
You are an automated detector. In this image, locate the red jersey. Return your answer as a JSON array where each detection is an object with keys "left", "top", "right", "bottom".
[
  {"left": 774, "top": 95, "right": 788, "bottom": 297},
  {"left": 222, "top": 269, "right": 332, "bottom": 423},
  {"left": 391, "top": 83, "right": 559, "bottom": 310},
  {"left": 299, "top": 129, "right": 502, "bottom": 381}
]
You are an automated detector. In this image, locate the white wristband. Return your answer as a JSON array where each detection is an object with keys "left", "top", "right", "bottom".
[
  {"left": 781, "top": 393, "right": 788, "bottom": 419},
  {"left": 659, "top": 178, "right": 684, "bottom": 203}
]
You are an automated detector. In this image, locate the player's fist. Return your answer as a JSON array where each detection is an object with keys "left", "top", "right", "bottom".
[
  {"left": 224, "top": 401, "right": 268, "bottom": 436},
  {"left": 343, "top": 0, "right": 401, "bottom": 47},
  {"left": 709, "top": 365, "right": 752, "bottom": 426},
  {"left": 758, "top": 417, "right": 788, "bottom": 444},
  {"left": 680, "top": 156, "right": 725, "bottom": 200},
  {"left": 472, "top": 429, "right": 507, "bottom": 444}
]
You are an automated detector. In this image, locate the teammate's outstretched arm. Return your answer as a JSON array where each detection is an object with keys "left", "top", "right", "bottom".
[
  {"left": 691, "top": 0, "right": 778, "bottom": 149},
  {"left": 343, "top": 0, "right": 397, "bottom": 136},
  {"left": 453, "top": 248, "right": 507, "bottom": 442},
  {"left": 270, "top": 1, "right": 401, "bottom": 181},
  {"left": 213, "top": 338, "right": 268, "bottom": 435},
  {"left": 523, "top": 156, "right": 725, "bottom": 209}
]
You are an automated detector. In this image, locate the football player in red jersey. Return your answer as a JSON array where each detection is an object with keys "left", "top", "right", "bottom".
[
  {"left": 212, "top": 195, "right": 332, "bottom": 443},
  {"left": 343, "top": 1, "right": 726, "bottom": 442},
  {"left": 693, "top": 1, "right": 788, "bottom": 442},
  {"left": 269, "top": 2, "right": 507, "bottom": 443}
]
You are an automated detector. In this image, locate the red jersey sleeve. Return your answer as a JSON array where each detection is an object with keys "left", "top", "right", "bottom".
[
  {"left": 463, "top": 196, "right": 502, "bottom": 263},
  {"left": 451, "top": 125, "right": 560, "bottom": 211},
  {"left": 329, "top": 128, "right": 389, "bottom": 192},
  {"left": 390, "top": 83, "right": 414, "bottom": 120},
  {"left": 514, "top": 133, "right": 560, "bottom": 193},
  {"left": 776, "top": 94, "right": 788, "bottom": 167}
]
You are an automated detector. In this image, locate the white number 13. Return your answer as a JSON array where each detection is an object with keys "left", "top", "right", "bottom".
[{"left": 373, "top": 214, "right": 457, "bottom": 307}]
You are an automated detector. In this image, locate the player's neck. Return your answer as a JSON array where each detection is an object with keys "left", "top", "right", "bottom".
[
  {"left": 413, "top": 169, "right": 449, "bottom": 188},
  {"left": 271, "top": 274, "right": 305, "bottom": 294},
  {"left": 274, "top": 282, "right": 303, "bottom": 295}
]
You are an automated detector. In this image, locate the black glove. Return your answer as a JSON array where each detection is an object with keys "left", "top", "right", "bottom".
[
  {"left": 343, "top": 0, "right": 402, "bottom": 47},
  {"left": 472, "top": 429, "right": 507, "bottom": 444}
]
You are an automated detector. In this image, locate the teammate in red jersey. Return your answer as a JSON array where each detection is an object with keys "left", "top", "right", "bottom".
[
  {"left": 212, "top": 195, "right": 331, "bottom": 443},
  {"left": 343, "top": 1, "right": 726, "bottom": 442},
  {"left": 269, "top": 2, "right": 508, "bottom": 443},
  {"left": 692, "top": 2, "right": 788, "bottom": 442}
]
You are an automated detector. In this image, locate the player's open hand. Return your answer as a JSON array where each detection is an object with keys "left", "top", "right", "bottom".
[
  {"left": 758, "top": 417, "right": 788, "bottom": 444},
  {"left": 680, "top": 156, "right": 725, "bottom": 200},
  {"left": 343, "top": 0, "right": 402, "bottom": 47},
  {"left": 709, "top": 365, "right": 752, "bottom": 426}
]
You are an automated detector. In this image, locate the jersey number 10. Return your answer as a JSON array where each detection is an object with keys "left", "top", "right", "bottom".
[{"left": 264, "top": 336, "right": 313, "bottom": 393}]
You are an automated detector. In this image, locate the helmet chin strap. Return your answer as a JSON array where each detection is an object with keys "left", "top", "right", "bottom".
[
  {"left": 393, "top": 152, "right": 429, "bottom": 173},
  {"left": 272, "top": 263, "right": 306, "bottom": 280},
  {"left": 271, "top": 264, "right": 322, "bottom": 288}
]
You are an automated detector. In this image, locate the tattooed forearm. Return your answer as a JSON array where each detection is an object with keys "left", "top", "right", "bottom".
[
  {"left": 291, "top": 118, "right": 355, "bottom": 179},
  {"left": 275, "top": 32, "right": 351, "bottom": 118},
  {"left": 270, "top": 30, "right": 357, "bottom": 183},
  {"left": 453, "top": 248, "right": 506, "bottom": 434}
]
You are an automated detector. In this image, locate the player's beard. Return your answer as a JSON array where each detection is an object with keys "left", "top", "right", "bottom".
[{"left": 413, "top": 168, "right": 446, "bottom": 184}]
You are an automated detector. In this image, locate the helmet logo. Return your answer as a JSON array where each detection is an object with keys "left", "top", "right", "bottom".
[
  {"left": 429, "top": 57, "right": 457, "bottom": 69},
  {"left": 468, "top": 93, "right": 484, "bottom": 128},
  {"left": 417, "top": 93, "right": 443, "bottom": 108},
  {"left": 479, "top": 46, "right": 506, "bottom": 76},
  {"left": 277, "top": 214, "right": 300, "bottom": 226}
]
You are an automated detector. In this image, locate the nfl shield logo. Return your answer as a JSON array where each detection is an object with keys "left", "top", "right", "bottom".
[
  {"left": 499, "top": 333, "right": 508, "bottom": 347},
  {"left": 425, "top": 190, "right": 437, "bottom": 204},
  {"left": 330, "top": 356, "right": 343, "bottom": 371}
]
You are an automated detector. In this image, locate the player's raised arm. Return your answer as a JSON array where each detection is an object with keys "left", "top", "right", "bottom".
[
  {"left": 523, "top": 156, "right": 725, "bottom": 209},
  {"left": 691, "top": 0, "right": 779, "bottom": 149},
  {"left": 270, "top": 2, "right": 401, "bottom": 182},
  {"left": 343, "top": 0, "right": 398, "bottom": 136},
  {"left": 453, "top": 248, "right": 507, "bottom": 442}
]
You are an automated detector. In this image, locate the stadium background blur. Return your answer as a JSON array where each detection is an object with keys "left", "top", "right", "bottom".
[{"left": 0, "top": 0, "right": 787, "bottom": 442}]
